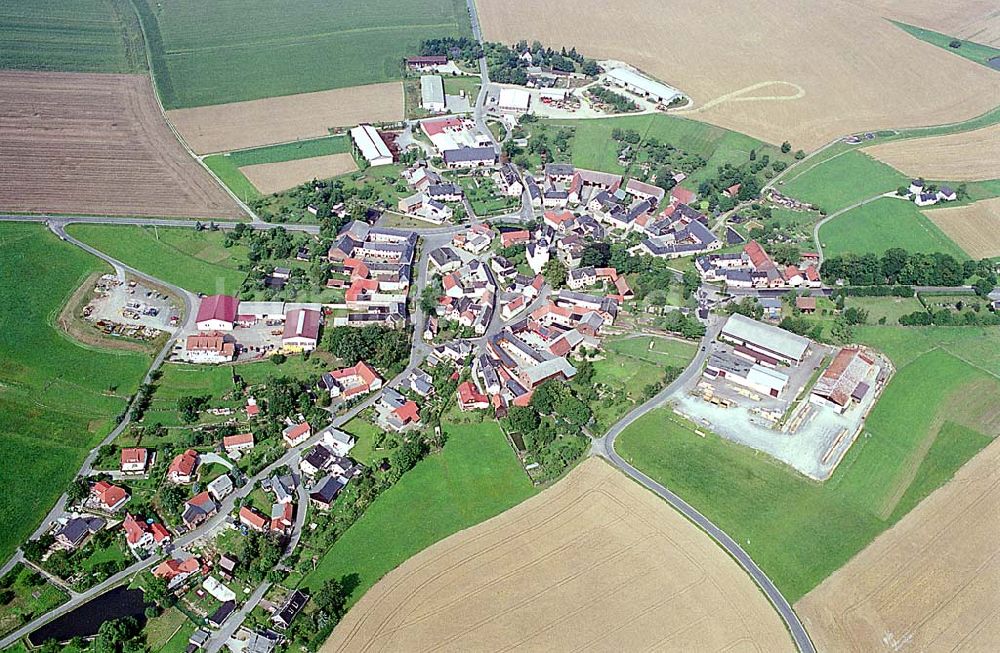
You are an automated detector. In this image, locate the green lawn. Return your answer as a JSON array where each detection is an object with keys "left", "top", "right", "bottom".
[
  {"left": 781, "top": 150, "right": 908, "bottom": 214},
  {"left": 0, "top": 224, "right": 150, "bottom": 564},
  {"left": 442, "top": 75, "right": 481, "bottom": 99},
  {"left": 603, "top": 335, "right": 698, "bottom": 367},
  {"left": 300, "top": 420, "right": 536, "bottom": 605},
  {"left": 0, "top": 0, "right": 144, "bottom": 73},
  {"left": 67, "top": 224, "right": 249, "bottom": 295},
  {"left": 340, "top": 417, "right": 384, "bottom": 466},
  {"left": 892, "top": 21, "right": 1000, "bottom": 69},
  {"left": 135, "top": 0, "right": 472, "bottom": 108},
  {"left": 0, "top": 564, "right": 69, "bottom": 638},
  {"left": 818, "top": 197, "right": 967, "bottom": 259},
  {"left": 616, "top": 327, "right": 999, "bottom": 601},
  {"left": 845, "top": 296, "right": 925, "bottom": 325}
]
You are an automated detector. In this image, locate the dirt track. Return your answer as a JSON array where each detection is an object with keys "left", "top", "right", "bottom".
[
  {"left": 924, "top": 197, "right": 1000, "bottom": 259},
  {"left": 240, "top": 154, "right": 358, "bottom": 194},
  {"left": 324, "top": 458, "right": 793, "bottom": 653},
  {"left": 475, "top": 0, "right": 1000, "bottom": 149},
  {"left": 797, "top": 436, "right": 1000, "bottom": 652},
  {"left": 167, "top": 82, "right": 404, "bottom": 154},
  {"left": 864, "top": 123, "right": 1000, "bottom": 182},
  {"left": 0, "top": 71, "right": 243, "bottom": 219}
]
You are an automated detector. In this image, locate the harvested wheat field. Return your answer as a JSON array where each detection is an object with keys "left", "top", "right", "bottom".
[
  {"left": 865, "top": 123, "right": 1000, "bottom": 181},
  {"left": 0, "top": 71, "right": 243, "bottom": 219},
  {"left": 923, "top": 197, "right": 1000, "bottom": 259},
  {"left": 167, "top": 82, "right": 404, "bottom": 154},
  {"left": 852, "top": 0, "right": 1000, "bottom": 46},
  {"left": 476, "top": 0, "right": 1000, "bottom": 149},
  {"left": 239, "top": 154, "right": 358, "bottom": 194},
  {"left": 324, "top": 458, "right": 793, "bottom": 653},
  {"left": 797, "top": 436, "right": 1000, "bottom": 652}
]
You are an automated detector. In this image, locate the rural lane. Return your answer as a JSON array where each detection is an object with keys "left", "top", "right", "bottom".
[{"left": 591, "top": 317, "right": 816, "bottom": 653}]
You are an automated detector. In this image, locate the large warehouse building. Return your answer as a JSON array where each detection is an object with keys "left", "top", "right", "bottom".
[
  {"left": 605, "top": 67, "right": 683, "bottom": 105},
  {"left": 350, "top": 124, "right": 394, "bottom": 167},
  {"left": 420, "top": 75, "right": 446, "bottom": 113},
  {"left": 719, "top": 313, "right": 810, "bottom": 365}
]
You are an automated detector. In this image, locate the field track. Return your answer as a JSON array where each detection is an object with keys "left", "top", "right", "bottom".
[
  {"left": 324, "top": 458, "right": 793, "bottom": 652},
  {"left": 923, "top": 197, "right": 1000, "bottom": 259},
  {"left": 797, "top": 435, "right": 1000, "bottom": 652},
  {"left": 864, "top": 123, "right": 1000, "bottom": 182},
  {"left": 0, "top": 71, "right": 242, "bottom": 219},
  {"left": 476, "top": 0, "right": 1000, "bottom": 149},
  {"left": 239, "top": 154, "right": 358, "bottom": 194},
  {"left": 167, "top": 83, "right": 404, "bottom": 154}
]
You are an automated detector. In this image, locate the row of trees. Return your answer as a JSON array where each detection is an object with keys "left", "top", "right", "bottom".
[
  {"left": 822, "top": 248, "right": 996, "bottom": 288},
  {"left": 588, "top": 86, "right": 639, "bottom": 113}
]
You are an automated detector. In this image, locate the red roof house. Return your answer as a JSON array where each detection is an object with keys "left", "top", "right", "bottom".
[
  {"left": 92, "top": 481, "right": 129, "bottom": 512},
  {"left": 223, "top": 432, "right": 255, "bottom": 454},
  {"left": 239, "top": 506, "right": 268, "bottom": 532},
  {"left": 119, "top": 447, "right": 148, "bottom": 473},
  {"left": 167, "top": 449, "right": 199, "bottom": 484},
  {"left": 457, "top": 381, "right": 489, "bottom": 411},
  {"left": 670, "top": 186, "right": 696, "bottom": 206}
]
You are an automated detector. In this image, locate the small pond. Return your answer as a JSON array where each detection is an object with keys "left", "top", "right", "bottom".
[{"left": 29, "top": 585, "right": 147, "bottom": 646}]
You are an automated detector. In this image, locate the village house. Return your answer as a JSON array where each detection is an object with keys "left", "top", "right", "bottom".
[
  {"left": 239, "top": 506, "right": 269, "bottom": 532},
  {"left": 120, "top": 447, "right": 149, "bottom": 474},
  {"left": 92, "top": 480, "right": 129, "bottom": 512},
  {"left": 122, "top": 513, "right": 170, "bottom": 551},
  {"left": 154, "top": 555, "right": 201, "bottom": 587},
  {"left": 309, "top": 474, "right": 348, "bottom": 510},
  {"left": 457, "top": 381, "right": 490, "bottom": 411},
  {"left": 374, "top": 388, "right": 422, "bottom": 432},
  {"left": 282, "top": 422, "right": 311, "bottom": 447},
  {"left": 320, "top": 361, "right": 383, "bottom": 399},
  {"left": 182, "top": 332, "right": 236, "bottom": 363},
  {"left": 55, "top": 516, "right": 105, "bottom": 550},
  {"left": 182, "top": 491, "right": 218, "bottom": 529},
  {"left": 208, "top": 474, "right": 233, "bottom": 502},
  {"left": 223, "top": 432, "right": 255, "bottom": 456},
  {"left": 167, "top": 449, "right": 199, "bottom": 484}
]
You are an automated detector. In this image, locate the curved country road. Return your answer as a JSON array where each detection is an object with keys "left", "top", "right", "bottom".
[{"left": 591, "top": 318, "right": 816, "bottom": 653}]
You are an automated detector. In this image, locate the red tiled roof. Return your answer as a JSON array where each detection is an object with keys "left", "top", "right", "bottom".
[
  {"left": 195, "top": 295, "right": 239, "bottom": 324},
  {"left": 187, "top": 491, "right": 214, "bottom": 509},
  {"left": 544, "top": 209, "right": 574, "bottom": 225},
  {"left": 168, "top": 449, "right": 198, "bottom": 478},
  {"left": 239, "top": 506, "right": 268, "bottom": 530},
  {"left": 457, "top": 381, "right": 488, "bottom": 406},
  {"left": 120, "top": 448, "right": 147, "bottom": 466},
  {"left": 123, "top": 513, "right": 149, "bottom": 545},
  {"left": 284, "top": 422, "right": 310, "bottom": 440},
  {"left": 671, "top": 186, "right": 696, "bottom": 206},
  {"left": 501, "top": 230, "right": 531, "bottom": 247},
  {"left": 150, "top": 523, "right": 171, "bottom": 543},
  {"left": 223, "top": 432, "right": 254, "bottom": 448},
  {"left": 94, "top": 482, "right": 128, "bottom": 508},
  {"left": 421, "top": 116, "right": 463, "bottom": 136},
  {"left": 393, "top": 400, "right": 421, "bottom": 424}
]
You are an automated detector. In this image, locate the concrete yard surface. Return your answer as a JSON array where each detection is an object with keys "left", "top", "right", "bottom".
[
  {"left": 797, "top": 436, "right": 1000, "bottom": 652},
  {"left": 324, "top": 457, "right": 793, "bottom": 652}
]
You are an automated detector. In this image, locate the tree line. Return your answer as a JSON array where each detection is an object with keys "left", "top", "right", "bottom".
[{"left": 822, "top": 248, "right": 996, "bottom": 289}]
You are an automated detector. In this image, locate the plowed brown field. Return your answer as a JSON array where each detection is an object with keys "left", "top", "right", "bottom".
[
  {"left": 324, "top": 458, "right": 793, "bottom": 653},
  {"left": 924, "top": 197, "right": 1000, "bottom": 259},
  {"left": 0, "top": 71, "right": 243, "bottom": 219},
  {"left": 167, "top": 82, "right": 404, "bottom": 154},
  {"left": 240, "top": 154, "right": 358, "bottom": 194},
  {"left": 797, "top": 436, "right": 1000, "bottom": 652},
  {"left": 476, "top": 0, "right": 1000, "bottom": 149},
  {"left": 865, "top": 123, "right": 1000, "bottom": 181}
]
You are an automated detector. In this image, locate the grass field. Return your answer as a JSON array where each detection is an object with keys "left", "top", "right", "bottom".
[
  {"left": 616, "top": 326, "right": 999, "bottom": 601},
  {"left": 542, "top": 113, "right": 761, "bottom": 178},
  {"left": 300, "top": 420, "right": 536, "bottom": 605},
  {"left": 818, "top": 197, "right": 967, "bottom": 259},
  {"left": 780, "top": 150, "right": 908, "bottom": 213},
  {"left": 137, "top": 0, "right": 472, "bottom": 108},
  {"left": 0, "top": 565, "right": 69, "bottom": 639},
  {"left": 0, "top": 224, "right": 150, "bottom": 564},
  {"left": 0, "top": 0, "right": 143, "bottom": 73},
  {"left": 67, "top": 224, "right": 248, "bottom": 295},
  {"left": 892, "top": 21, "right": 1000, "bottom": 68},
  {"left": 844, "top": 296, "right": 925, "bottom": 325}
]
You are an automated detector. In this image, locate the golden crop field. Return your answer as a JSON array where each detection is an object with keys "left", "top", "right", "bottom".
[
  {"left": 167, "top": 82, "right": 404, "bottom": 154},
  {"left": 239, "top": 154, "right": 358, "bottom": 194},
  {"left": 797, "top": 436, "right": 1000, "bottom": 652},
  {"left": 865, "top": 123, "right": 1000, "bottom": 181},
  {"left": 476, "top": 0, "right": 1000, "bottom": 149},
  {"left": 923, "top": 197, "right": 1000, "bottom": 259},
  {"left": 324, "top": 458, "right": 793, "bottom": 653},
  {"left": 854, "top": 0, "right": 1000, "bottom": 46}
]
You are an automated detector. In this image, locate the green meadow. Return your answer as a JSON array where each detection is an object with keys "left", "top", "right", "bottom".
[
  {"left": 67, "top": 224, "right": 249, "bottom": 295},
  {"left": 616, "top": 327, "right": 998, "bottom": 601},
  {"left": 0, "top": 0, "right": 144, "bottom": 73},
  {"left": 0, "top": 224, "right": 150, "bottom": 563},
  {"left": 301, "top": 419, "right": 536, "bottom": 605},
  {"left": 818, "top": 197, "right": 967, "bottom": 259},
  {"left": 135, "top": 0, "right": 473, "bottom": 108}
]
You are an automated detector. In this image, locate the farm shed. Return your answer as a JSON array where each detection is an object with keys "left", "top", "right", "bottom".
[
  {"left": 605, "top": 67, "right": 682, "bottom": 104},
  {"left": 350, "top": 124, "right": 394, "bottom": 167}
]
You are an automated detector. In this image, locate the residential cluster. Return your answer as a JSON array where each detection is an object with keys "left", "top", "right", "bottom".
[{"left": 697, "top": 239, "right": 821, "bottom": 289}]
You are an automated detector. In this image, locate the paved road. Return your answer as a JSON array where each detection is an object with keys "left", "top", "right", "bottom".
[
  {"left": 591, "top": 317, "right": 815, "bottom": 653},
  {"left": 204, "top": 580, "right": 272, "bottom": 653}
]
